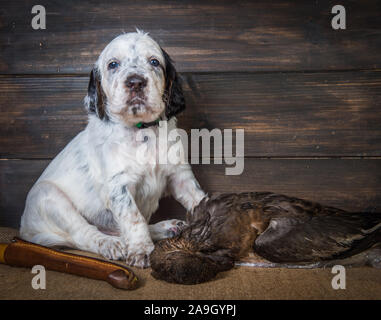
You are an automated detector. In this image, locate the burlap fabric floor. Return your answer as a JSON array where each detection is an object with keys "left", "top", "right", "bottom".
[{"left": 0, "top": 227, "right": 380, "bottom": 300}]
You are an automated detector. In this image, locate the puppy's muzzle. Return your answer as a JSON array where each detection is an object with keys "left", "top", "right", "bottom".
[{"left": 125, "top": 74, "right": 149, "bottom": 114}]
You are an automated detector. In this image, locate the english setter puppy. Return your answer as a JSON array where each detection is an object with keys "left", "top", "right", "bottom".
[{"left": 20, "top": 31, "right": 206, "bottom": 268}]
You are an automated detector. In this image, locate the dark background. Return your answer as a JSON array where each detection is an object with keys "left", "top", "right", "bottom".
[{"left": 1, "top": 0, "right": 380, "bottom": 228}]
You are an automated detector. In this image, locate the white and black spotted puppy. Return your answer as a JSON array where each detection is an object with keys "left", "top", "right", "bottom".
[{"left": 20, "top": 31, "right": 206, "bottom": 268}]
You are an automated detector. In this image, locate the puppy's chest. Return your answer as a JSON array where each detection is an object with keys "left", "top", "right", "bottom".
[
  {"left": 105, "top": 128, "right": 174, "bottom": 196},
  {"left": 134, "top": 165, "right": 169, "bottom": 217},
  {"left": 138, "top": 164, "right": 169, "bottom": 190}
]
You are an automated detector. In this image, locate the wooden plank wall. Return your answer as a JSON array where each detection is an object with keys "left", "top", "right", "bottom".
[{"left": 1, "top": 0, "right": 381, "bottom": 228}]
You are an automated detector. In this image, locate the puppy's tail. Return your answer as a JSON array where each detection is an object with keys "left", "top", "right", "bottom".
[{"left": 150, "top": 237, "right": 234, "bottom": 285}]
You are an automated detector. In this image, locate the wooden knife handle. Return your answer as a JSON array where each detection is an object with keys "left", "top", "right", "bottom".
[{"left": 0, "top": 237, "right": 138, "bottom": 290}]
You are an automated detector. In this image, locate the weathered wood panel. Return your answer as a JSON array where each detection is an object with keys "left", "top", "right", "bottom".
[
  {"left": 1, "top": 71, "right": 381, "bottom": 158},
  {"left": 0, "top": 0, "right": 380, "bottom": 73},
  {"left": 1, "top": 159, "right": 380, "bottom": 228}
]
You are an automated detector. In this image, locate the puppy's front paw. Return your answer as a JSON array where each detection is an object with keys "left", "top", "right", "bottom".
[
  {"left": 97, "top": 236, "right": 125, "bottom": 260},
  {"left": 148, "top": 219, "right": 187, "bottom": 241},
  {"left": 165, "top": 219, "right": 187, "bottom": 238},
  {"left": 149, "top": 219, "right": 187, "bottom": 241},
  {"left": 125, "top": 242, "right": 154, "bottom": 268}
]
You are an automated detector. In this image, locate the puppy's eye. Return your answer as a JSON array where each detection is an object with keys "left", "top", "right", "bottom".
[
  {"left": 108, "top": 61, "right": 119, "bottom": 70},
  {"left": 150, "top": 58, "right": 160, "bottom": 67}
]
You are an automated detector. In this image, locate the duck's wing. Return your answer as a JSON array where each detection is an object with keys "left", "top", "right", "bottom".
[{"left": 254, "top": 209, "right": 381, "bottom": 263}]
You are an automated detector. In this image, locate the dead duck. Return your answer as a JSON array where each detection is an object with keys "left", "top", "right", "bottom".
[{"left": 150, "top": 192, "right": 381, "bottom": 285}]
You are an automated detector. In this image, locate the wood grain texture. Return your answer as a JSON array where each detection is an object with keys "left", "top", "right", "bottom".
[
  {"left": 1, "top": 71, "right": 381, "bottom": 158},
  {"left": 1, "top": 0, "right": 380, "bottom": 236},
  {"left": 0, "top": 0, "right": 380, "bottom": 73},
  {"left": 1, "top": 159, "right": 380, "bottom": 228}
]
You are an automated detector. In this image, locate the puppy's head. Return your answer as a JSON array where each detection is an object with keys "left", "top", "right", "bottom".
[{"left": 84, "top": 31, "right": 185, "bottom": 126}]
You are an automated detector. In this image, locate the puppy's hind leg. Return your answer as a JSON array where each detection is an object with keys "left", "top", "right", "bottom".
[{"left": 20, "top": 182, "right": 125, "bottom": 261}]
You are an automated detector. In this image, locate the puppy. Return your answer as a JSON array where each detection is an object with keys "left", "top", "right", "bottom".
[{"left": 20, "top": 31, "right": 206, "bottom": 268}]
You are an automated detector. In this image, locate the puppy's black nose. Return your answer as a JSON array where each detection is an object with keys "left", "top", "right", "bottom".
[{"left": 125, "top": 74, "right": 147, "bottom": 91}]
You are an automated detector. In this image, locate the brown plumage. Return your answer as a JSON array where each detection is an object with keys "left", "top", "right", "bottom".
[{"left": 150, "top": 192, "right": 381, "bottom": 284}]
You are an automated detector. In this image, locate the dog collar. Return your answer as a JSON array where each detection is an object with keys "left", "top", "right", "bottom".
[{"left": 135, "top": 118, "right": 161, "bottom": 129}]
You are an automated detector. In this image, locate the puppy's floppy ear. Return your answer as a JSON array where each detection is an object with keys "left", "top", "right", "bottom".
[
  {"left": 84, "top": 68, "right": 108, "bottom": 121},
  {"left": 161, "top": 48, "right": 186, "bottom": 119}
]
